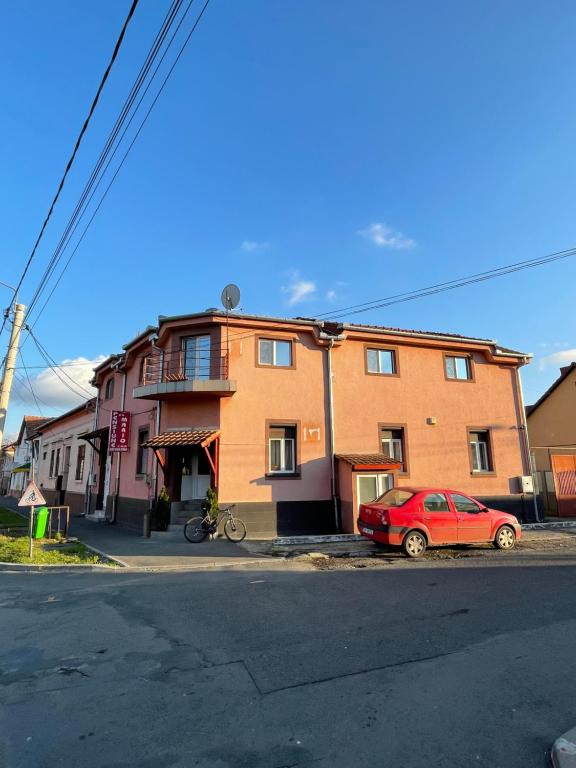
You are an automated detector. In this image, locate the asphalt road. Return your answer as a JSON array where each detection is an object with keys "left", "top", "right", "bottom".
[{"left": 2, "top": 551, "right": 576, "bottom": 768}]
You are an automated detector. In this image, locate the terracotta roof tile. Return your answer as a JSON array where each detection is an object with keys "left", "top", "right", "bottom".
[
  {"left": 144, "top": 429, "right": 219, "bottom": 448},
  {"left": 336, "top": 453, "right": 402, "bottom": 467}
]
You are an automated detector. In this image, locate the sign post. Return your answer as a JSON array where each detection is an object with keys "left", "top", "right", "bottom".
[{"left": 18, "top": 480, "right": 46, "bottom": 559}]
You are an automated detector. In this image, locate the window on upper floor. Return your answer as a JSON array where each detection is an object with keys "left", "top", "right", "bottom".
[
  {"left": 468, "top": 429, "right": 493, "bottom": 473},
  {"left": 104, "top": 376, "right": 115, "bottom": 399},
  {"left": 380, "top": 426, "right": 406, "bottom": 468},
  {"left": 268, "top": 424, "right": 297, "bottom": 474},
  {"left": 258, "top": 338, "right": 293, "bottom": 368},
  {"left": 366, "top": 347, "right": 397, "bottom": 376},
  {"left": 445, "top": 354, "right": 473, "bottom": 381},
  {"left": 139, "top": 355, "right": 152, "bottom": 385}
]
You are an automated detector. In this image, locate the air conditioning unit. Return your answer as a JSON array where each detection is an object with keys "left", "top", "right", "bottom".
[{"left": 517, "top": 475, "right": 534, "bottom": 494}]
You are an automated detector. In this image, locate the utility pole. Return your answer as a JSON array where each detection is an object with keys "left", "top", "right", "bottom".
[{"left": 0, "top": 302, "right": 25, "bottom": 448}]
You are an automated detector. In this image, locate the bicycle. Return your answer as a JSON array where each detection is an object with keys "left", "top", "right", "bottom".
[{"left": 184, "top": 503, "right": 247, "bottom": 543}]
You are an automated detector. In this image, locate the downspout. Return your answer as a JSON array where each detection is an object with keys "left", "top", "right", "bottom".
[
  {"left": 85, "top": 395, "right": 99, "bottom": 516},
  {"left": 515, "top": 363, "right": 540, "bottom": 522},
  {"left": 112, "top": 368, "right": 127, "bottom": 524},
  {"left": 326, "top": 339, "right": 338, "bottom": 532}
]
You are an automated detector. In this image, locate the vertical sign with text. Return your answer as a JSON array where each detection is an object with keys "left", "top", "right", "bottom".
[{"left": 109, "top": 410, "right": 131, "bottom": 452}]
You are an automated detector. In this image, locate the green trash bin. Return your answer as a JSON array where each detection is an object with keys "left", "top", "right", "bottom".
[{"left": 34, "top": 507, "right": 50, "bottom": 539}]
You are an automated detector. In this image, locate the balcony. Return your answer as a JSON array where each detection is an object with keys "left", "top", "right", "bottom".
[{"left": 132, "top": 349, "right": 236, "bottom": 400}]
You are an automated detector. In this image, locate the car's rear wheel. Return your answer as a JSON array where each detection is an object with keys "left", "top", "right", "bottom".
[
  {"left": 494, "top": 525, "right": 516, "bottom": 550},
  {"left": 402, "top": 530, "right": 427, "bottom": 558}
]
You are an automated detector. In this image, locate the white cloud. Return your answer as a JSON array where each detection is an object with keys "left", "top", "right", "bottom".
[
  {"left": 538, "top": 349, "right": 576, "bottom": 371},
  {"left": 282, "top": 271, "right": 317, "bottom": 305},
  {"left": 326, "top": 289, "right": 337, "bottom": 301},
  {"left": 359, "top": 222, "right": 416, "bottom": 250},
  {"left": 240, "top": 240, "right": 269, "bottom": 253},
  {"left": 14, "top": 356, "right": 106, "bottom": 410}
]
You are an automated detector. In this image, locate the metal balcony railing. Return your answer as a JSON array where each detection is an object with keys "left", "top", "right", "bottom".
[{"left": 141, "top": 349, "right": 229, "bottom": 386}]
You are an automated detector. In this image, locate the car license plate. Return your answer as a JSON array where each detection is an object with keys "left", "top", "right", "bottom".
[{"left": 361, "top": 527, "right": 374, "bottom": 535}]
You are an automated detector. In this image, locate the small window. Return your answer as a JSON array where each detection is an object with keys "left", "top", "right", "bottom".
[
  {"left": 75, "top": 444, "right": 86, "bottom": 481},
  {"left": 423, "top": 493, "right": 450, "bottom": 512},
  {"left": 445, "top": 355, "right": 472, "bottom": 381},
  {"left": 49, "top": 450, "right": 55, "bottom": 478},
  {"left": 259, "top": 339, "right": 292, "bottom": 367},
  {"left": 451, "top": 493, "right": 482, "bottom": 513},
  {"left": 137, "top": 428, "right": 150, "bottom": 476},
  {"left": 105, "top": 377, "right": 115, "bottom": 399},
  {"left": 268, "top": 425, "right": 296, "bottom": 474},
  {"left": 367, "top": 348, "right": 396, "bottom": 375},
  {"left": 380, "top": 427, "right": 405, "bottom": 468},
  {"left": 469, "top": 429, "right": 492, "bottom": 472},
  {"left": 42, "top": 452, "right": 47, "bottom": 461},
  {"left": 55, "top": 448, "right": 61, "bottom": 477}
]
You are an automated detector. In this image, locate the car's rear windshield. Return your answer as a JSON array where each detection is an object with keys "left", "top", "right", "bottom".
[{"left": 375, "top": 489, "right": 414, "bottom": 507}]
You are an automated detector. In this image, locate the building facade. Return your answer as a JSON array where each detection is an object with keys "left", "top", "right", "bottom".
[
  {"left": 0, "top": 442, "right": 16, "bottom": 496},
  {"left": 86, "top": 311, "right": 532, "bottom": 536},
  {"left": 527, "top": 363, "right": 576, "bottom": 517},
  {"left": 34, "top": 400, "right": 96, "bottom": 516},
  {"left": 8, "top": 416, "right": 48, "bottom": 498}
]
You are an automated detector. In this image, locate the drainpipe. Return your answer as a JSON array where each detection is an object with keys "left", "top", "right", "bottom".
[
  {"left": 326, "top": 339, "right": 339, "bottom": 532},
  {"left": 515, "top": 363, "right": 541, "bottom": 522},
  {"left": 112, "top": 368, "right": 127, "bottom": 524},
  {"left": 85, "top": 395, "right": 99, "bottom": 516}
]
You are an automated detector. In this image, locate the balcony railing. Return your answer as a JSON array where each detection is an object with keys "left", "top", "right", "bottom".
[{"left": 141, "top": 349, "right": 229, "bottom": 386}]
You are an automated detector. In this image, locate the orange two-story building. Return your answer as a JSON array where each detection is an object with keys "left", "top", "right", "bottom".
[{"left": 85, "top": 311, "right": 532, "bottom": 536}]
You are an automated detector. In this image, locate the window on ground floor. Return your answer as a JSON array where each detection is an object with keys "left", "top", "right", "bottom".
[
  {"left": 137, "top": 428, "right": 150, "bottom": 476},
  {"left": 75, "top": 444, "right": 86, "bottom": 481},
  {"left": 268, "top": 424, "right": 297, "bottom": 474},
  {"left": 468, "top": 429, "right": 493, "bottom": 473},
  {"left": 49, "top": 449, "right": 55, "bottom": 478}
]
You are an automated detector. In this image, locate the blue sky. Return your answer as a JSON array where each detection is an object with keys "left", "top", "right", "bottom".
[{"left": 2, "top": 0, "right": 576, "bottom": 437}]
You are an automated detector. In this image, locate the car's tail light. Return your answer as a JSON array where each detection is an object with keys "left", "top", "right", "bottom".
[{"left": 378, "top": 509, "right": 389, "bottom": 524}]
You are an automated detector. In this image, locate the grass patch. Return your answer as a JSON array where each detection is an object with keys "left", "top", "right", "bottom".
[
  {"left": 0, "top": 534, "right": 114, "bottom": 565},
  {"left": 0, "top": 507, "right": 28, "bottom": 528}
]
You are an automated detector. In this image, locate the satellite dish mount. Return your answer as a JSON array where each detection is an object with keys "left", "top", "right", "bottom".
[{"left": 220, "top": 284, "right": 241, "bottom": 364}]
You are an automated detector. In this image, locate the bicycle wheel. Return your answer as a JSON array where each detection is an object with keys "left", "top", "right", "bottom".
[
  {"left": 224, "top": 517, "right": 247, "bottom": 543},
  {"left": 184, "top": 517, "right": 209, "bottom": 543}
]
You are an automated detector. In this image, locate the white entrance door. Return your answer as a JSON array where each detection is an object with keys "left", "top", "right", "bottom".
[
  {"left": 181, "top": 453, "right": 211, "bottom": 500},
  {"left": 356, "top": 474, "right": 393, "bottom": 513}
]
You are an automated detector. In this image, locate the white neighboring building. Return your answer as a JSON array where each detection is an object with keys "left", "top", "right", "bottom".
[
  {"left": 34, "top": 400, "right": 96, "bottom": 516},
  {"left": 8, "top": 416, "right": 49, "bottom": 497},
  {"left": 0, "top": 441, "right": 16, "bottom": 495}
]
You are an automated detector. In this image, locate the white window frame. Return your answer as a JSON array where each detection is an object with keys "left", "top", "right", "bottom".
[
  {"left": 470, "top": 438, "right": 490, "bottom": 472},
  {"left": 381, "top": 437, "right": 403, "bottom": 462},
  {"left": 269, "top": 437, "right": 295, "bottom": 473},
  {"left": 445, "top": 355, "right": 472, "bottom": 380},
  {"left": 367, "top": 348, "right": 396, "bottom": 375},
  {"left": 259, "top": 339, "right": 292, "bottom": 367}
]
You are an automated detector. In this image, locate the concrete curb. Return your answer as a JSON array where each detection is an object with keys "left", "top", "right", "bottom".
[
  {"left": 79, "top": 543, "right": 130, "bottom": 568},
  {"left": 551, "top": 727, "right": 576, "bottom": 767},
  {"left": 0, "top": 557, "right": 284, "bottom": 574},
  {"left": 522, "top": 522, "right": 576, "bottom": 530},
  {"left": 273, "top": 534, "right": 364, "bottom": 545}
]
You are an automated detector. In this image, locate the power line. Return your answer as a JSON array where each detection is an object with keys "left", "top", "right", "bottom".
[
  {"left": 6, "top": 0, "right": 140, "bottom": 313},
  {"left": 23, "top": 0, "right": 212, "bottom": 333},
  {"left": 18, "top": 351, "right": 44, "bottom": 415},
  {"left": 26, "top": 328, "right": 96, "bottom": 401},
  {"left": 316, "top": 246, "right": 576, "bottom": 321},
  {"left": 24, "top": 0, "right": 186, "bottom": 322}
]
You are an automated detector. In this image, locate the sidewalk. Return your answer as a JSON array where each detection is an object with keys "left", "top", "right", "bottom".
[
  {"left": 0, "top": 496, "right": 274, "bottom": 570},
  {"left": 69, "top": 518, "right": 275, "bottom": 569}
]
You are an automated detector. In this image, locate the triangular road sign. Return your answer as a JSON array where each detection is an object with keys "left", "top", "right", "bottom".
[{"left": 18, "top": 481, "right": 47, "bottom": 507}]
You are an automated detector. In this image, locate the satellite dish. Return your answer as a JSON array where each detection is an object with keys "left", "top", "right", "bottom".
[{"left": 221, "top": 284, "right": 240, "bottom": 311}]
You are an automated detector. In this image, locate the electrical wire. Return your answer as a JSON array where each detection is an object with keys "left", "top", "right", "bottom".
[
  {"left": 23, "top": 0, "right": 212, "bottom": 333},
  {"left": 24, "top": 0, "right": 186, "bottom": 322},
  {"left": 18, "top": 351, "right": 44, "bottom": 415},
  {"left": 6, "top": 0, "right": 140, "bottom": 315}
]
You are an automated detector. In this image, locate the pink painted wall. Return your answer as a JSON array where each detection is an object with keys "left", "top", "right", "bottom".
[{"left": 218, "top": 330, "right": 331, "bottom": 503}]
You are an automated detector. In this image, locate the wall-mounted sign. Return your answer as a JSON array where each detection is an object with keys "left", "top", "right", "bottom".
[{"left": 109, "top": 411, "right": 131, "bottom": 452}]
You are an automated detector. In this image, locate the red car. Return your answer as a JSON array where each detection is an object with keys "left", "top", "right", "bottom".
[{"left": 357, "top": 487, "right": 522, "bottom": 557}]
